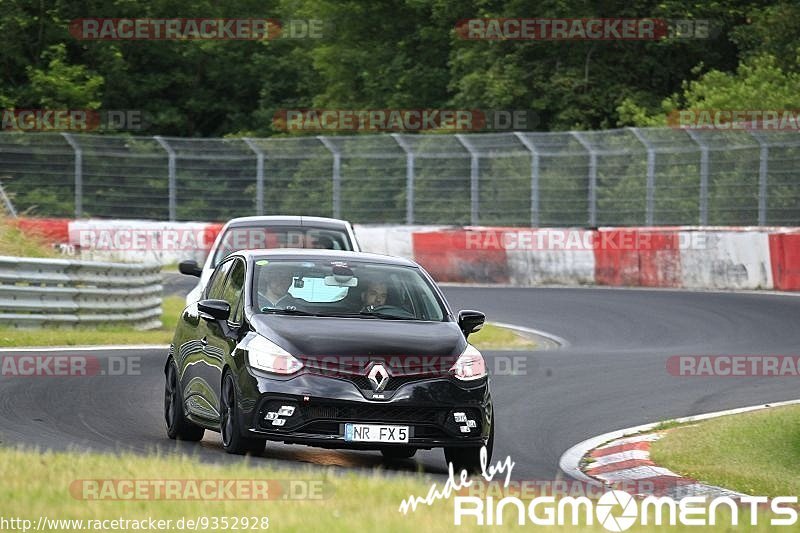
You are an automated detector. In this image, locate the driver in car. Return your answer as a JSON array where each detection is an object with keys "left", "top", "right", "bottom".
[
  {"left": 361, "top": 280, "right": 388, "bottom": 312},
  {"left": 258, "top": 266, "right": 298, "bottom": 309}
]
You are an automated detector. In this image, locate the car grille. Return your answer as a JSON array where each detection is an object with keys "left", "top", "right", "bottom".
[
  {"left": 257, "top": 399, "right": 482, "bottom": 438},
  {"left": 348, "top": 374, "right": 441, "bottom": 392},
  {"left": 301, "top": 404, "right": 444, "bottom": 422}
]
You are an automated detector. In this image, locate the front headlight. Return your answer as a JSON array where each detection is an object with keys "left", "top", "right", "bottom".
[
  {"left": 449, "top": 344, "right": 487, "bottom": 381},
  {"left": 247, "top": 335, "right": 303, "bottom": 375}
]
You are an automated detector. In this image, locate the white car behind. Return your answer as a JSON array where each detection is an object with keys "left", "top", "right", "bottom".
[{"left": 180, "top": 216, "right": 360, "bottom": 304}]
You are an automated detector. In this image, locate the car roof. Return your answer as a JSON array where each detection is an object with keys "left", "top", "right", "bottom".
[
  {"left": 223, "top": 216, "right": 352, "bottom": 230},
  {"left": 234, "top": 248, "right": 419, "bottom": 267}
]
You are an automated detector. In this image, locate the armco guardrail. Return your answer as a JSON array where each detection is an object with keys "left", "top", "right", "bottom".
[{"left": 0, "top": 256, "right": 162, "bottom": 329}]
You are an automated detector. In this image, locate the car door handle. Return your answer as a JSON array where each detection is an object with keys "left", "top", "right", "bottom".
[{"left": 200, "top": 336, "right": 208, "bottom": 346}]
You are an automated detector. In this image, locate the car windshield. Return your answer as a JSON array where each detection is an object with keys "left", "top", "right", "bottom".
[
  {"left": 251, "top": 259, "right": 446, "bottom": 321},
  {"left": 212, "top": 226, "right": 352, "bottom": 267}
]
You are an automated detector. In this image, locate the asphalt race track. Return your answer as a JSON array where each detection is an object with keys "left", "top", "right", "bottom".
[{"left": 1, "top": 283, "right": 799, "bottom": 482}]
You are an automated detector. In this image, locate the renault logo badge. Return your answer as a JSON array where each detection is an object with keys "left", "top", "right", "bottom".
[{"left": 367, "top": 363, "right": 390, "bottom": 392}]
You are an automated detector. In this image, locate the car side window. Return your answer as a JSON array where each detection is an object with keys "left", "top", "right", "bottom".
[
  {"left": 221, "top": 259, "right": 246, "bottom": 323},
  {"left": 206, "top": 260, "right": 233, "bottom": 300}
]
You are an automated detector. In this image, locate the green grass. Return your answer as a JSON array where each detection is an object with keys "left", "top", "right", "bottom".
[
  {"left": 469, "top": 323, "right": 537, "bottom": 350},
  {"left": 0, "top": 301, "right": 536, "bottom": 350},
  {"left": 0, "top": 446, "right": 783, "bottom": 532},
  {"left": 0, "top": 447, "right": 456, "bottom": 533},
  {"left": 0, "top": 296, "right": 184, "bottom": 347},
  {"left": 0, "top": 218, "right": 60, "bottom": 258},
  {"left": 650, "top": 405, "right": 800, "bottom": 497}
]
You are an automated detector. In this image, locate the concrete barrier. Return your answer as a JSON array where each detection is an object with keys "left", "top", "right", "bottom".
[
  {"left": 68, "top": 219, "right": 214, "bottom": 265},
  {"left": 501, "top": 229, "right": 595, "bottom": 286},
  {"left": 11, "top": 218, "right": 800, "bottom": 292},
  {"left": 680, "top": 231, "right": 773, "bottom": 290}
]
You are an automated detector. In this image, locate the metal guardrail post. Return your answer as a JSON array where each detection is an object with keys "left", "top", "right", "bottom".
[
  {"left": 455, "top": 134, "right": 479, "bottom": 225},
  {"left": 61, "top": 133, "right": 83, "bottom": 218},
  {"left": 628, "top": 127, "right": 656, "bottom": 225},
  {"left": 514, "top": 132, "right": 541, "bottom": 227},
  {"left": 317, "top": 136, "right": 341, "bottom": 219},
  {"left": 749, "top": 131, "right": 769, "bottom": 226},
  {"left": 571, "top": 132, "right": 597, "bottom": 227},
  {"left": 243, "top": 138, "right": 265, "bottom": 215},
  {"left": 154, "top": 136, "right": 177, "bottom": 221},
  {"left": 685, "top": 130, "right": 709, "bottom": 225},
  {"left": 0, "top": 180, "right": 16, "bottom": 218},
  {"left": 391, "top": 134, "right": 415, "bottom": 225}
]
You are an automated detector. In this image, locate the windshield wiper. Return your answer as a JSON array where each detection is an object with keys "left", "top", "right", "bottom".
[
  {"left": 261, "top": 308, "right": 320, "bottom": 317},
  {"left": 357, "top": 311, "right": 416, "bottom": 320}
]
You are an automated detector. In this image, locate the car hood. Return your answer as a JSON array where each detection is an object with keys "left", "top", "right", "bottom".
[{"left": 250, "top": 314, "right": 466, "bottom": 358}]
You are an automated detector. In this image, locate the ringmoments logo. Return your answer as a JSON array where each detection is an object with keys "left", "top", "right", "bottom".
[{"left": 452, "top": 493, "right": 798, "bottom": 528}]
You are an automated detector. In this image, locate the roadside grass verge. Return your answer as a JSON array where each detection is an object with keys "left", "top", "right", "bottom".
[
  {"left": 0, "top": 446, "right": 781, "bottom": 532},
  {"left": 0, "top": 299, "right": 533, "bottom": 350},
  {"left": 0, "top": 218, "right": 59, "bottom": 258},
  {"left": 0, "top": 296, "right": 184, "bottom": 347},
  {"left": 650, "top": 405, "right": 800, "bottom": 497},
  {"left": 469, "top": 323, "right": 537, "bottom": 350}
]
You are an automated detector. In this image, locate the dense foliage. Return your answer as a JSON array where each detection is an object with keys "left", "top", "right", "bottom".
[{"left": 1, "top": 0, "right": 798, "bottom": 136}]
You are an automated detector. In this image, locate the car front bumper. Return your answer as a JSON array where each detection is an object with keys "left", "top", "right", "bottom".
[{"left": 235, "top": 369, "right": 492, "bottom": 450}]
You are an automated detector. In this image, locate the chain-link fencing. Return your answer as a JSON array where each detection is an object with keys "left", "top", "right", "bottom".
[{"left": 1, "top": 128, "right": 798, "bottom": 226}]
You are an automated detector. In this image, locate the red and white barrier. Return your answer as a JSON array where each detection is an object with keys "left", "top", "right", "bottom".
[
  {"left": 67, "top": 219, "right": 218, "bottom": 264},
  {"left": 11, "top": 218, "right": 800, "bottom": 291},
  {"left": 679, "top": 230, "right": 773, "bottom": 290},
  {"left": 769, "top": 231, "right": 800, "bottom": 290}
]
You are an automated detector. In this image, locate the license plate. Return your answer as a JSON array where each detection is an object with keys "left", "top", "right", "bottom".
[{"left": 344, "top": 423, "right": 409, "bottom": 443}]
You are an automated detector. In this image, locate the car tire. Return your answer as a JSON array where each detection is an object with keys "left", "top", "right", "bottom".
[
  {"left": 220, "top": 372, "right": 266, "bottom": 455},
  {"left": 444, "top": 411, "right": 494, "bottom": 474},
  {"left": 380, "top": 447, "right": 417, "bottom": 460},
  {"left": 164, "top": 360, "right": 205, "bottom": 441}
]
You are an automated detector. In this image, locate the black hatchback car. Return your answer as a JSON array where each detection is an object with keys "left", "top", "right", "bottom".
[{"left": 165, "top": 249, "right": 493, "bottom": 472}]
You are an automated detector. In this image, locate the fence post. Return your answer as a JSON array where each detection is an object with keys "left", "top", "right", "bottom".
[
  {"left": 61, "top": 133, "right": 83, "bottom": 218},
  {"left": 154, "top": 136, "right": 176, "bottom": 221},
  {"left": 455, "top": 134, "right": 479, "bottom": 225},
  {"left": 0, "top": 180, "right": 17, "bottom": 217},
  {"left": 317, "top": 136, "right": 341, "bottom": 218},
  {"left": 749, "top": 131, "right": 768, "bottom": 226},
  {"left": 514, "top": 132, "right": 540, "bottom": 227},
  {"left": 243, "top": 138, "right": 265, "bottom": 215},
  {"left": 571, "top": 132, "right": 597, "bottom": 226},
  {"left": 685, "top": 130, "right": 709, "bottom": 225},
  {"left": 628, "top": 127, "right": 656, "bottom": 225},
  {"left": 391, "top": 134, "right": 415, "bottom": 225}
]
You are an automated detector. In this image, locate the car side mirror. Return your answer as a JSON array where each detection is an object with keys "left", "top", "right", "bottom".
[
  {"left": 198, "top": 299, "right": 230, "bottom": 321},
  {"left": 179, "top": 260, "right": 203, "bottom": 277},
  {"left": 458, "top": 310, "right": 485, "bottom": 338}
]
